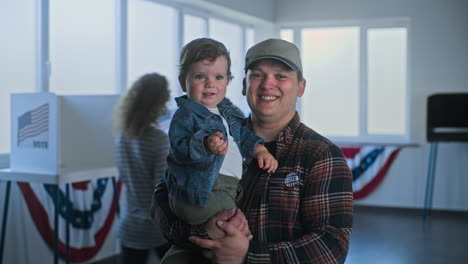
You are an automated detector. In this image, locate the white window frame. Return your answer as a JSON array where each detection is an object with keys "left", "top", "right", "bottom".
[{"left": 281, "top": 18, "right": 411, "bottom": 145}]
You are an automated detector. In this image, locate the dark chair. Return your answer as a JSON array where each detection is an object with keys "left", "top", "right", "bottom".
[{"left": 423, "top": 93, "right": 468, "bottom": 219}]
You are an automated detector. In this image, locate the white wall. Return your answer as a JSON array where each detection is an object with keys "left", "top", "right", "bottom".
[{"left": 275, "top": 0, "right": 468, "bottom": 211}]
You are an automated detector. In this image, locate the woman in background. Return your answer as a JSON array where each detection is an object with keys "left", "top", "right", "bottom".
[{"left": 113, "top": 72, "right": 171, "bottom": 263}]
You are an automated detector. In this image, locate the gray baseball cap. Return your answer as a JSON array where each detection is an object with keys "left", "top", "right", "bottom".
[{"left": 244, "top": 38, "right": 302, "bottom": 74}]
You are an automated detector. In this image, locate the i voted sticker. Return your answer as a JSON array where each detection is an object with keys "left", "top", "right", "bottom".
[{"left": 285, "top": 173, "right": 299, "bottom": 187}]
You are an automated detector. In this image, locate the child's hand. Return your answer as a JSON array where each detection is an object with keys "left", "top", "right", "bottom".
[
  {"left": 257, "top": 150, "right": 278, "bottom": 173},
  {"left": 206, "top": 131, "right": 228, "bottom": 155},
  {"left": 255, "top": 145, "right": 278, "bottom": 173}
]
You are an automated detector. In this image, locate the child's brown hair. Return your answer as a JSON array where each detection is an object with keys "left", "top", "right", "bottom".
[{"left": 178, "top": 38, "right": 232, "bottom": 81}]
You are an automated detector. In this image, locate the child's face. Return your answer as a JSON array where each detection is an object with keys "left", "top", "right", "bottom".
[{"left": 180, "top": 56, "right": 229, "bottom": 108}]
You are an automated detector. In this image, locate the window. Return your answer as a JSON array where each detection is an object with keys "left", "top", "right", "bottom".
[
  {"left": 183, "top": 14, "right": 207, "bottom": 45},
  {"left": 246, "top": 28, "right": 255, "bottom": 50},
  {"left": 49, "top": 0, "right": 117, "bottom": 95},
  {"left": 128, "top": 0, "right": 178, "bottom": 102},
  {"left": 367, "top": 28, "right": 407, "bottom": 135},
  {"left": 0, "top": 0, "right": 36, "bottom": 157},
  {"left": 301, "top": 27, "right": 360, "bottom": 137},
  {"left": 280, "top": 29, "right": 294, "bottom": 43},
  {"left": 282, "top": 20, "right": 409, "bottom": 144}
]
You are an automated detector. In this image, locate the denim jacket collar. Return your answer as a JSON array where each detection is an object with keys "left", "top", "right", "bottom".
[{"left": 175, "top": 95, "right": 244, "bottom": 120}]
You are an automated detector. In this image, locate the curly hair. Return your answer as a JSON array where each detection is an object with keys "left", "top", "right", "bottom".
[
  {"left": 179, "top": 38, "right": 232, "bottom": 81},
  {"left": 113, "top": 73, "right": 170, "bottom": 138}
]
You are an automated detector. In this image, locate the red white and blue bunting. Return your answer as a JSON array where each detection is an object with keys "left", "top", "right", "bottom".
[
  {"left": 17, "top": 178, "right": 121, "bottom": 262},
  {"left": 341, "top": 146, "right": 401, "bottom": 200}
]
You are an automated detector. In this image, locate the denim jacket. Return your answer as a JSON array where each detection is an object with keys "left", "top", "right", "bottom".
[{"left": 165, "top": 95, "right": 262, "bottom": 207}]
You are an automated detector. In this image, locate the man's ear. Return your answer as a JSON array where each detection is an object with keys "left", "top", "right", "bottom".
[
  {"left": 242, "top": 78, "right": 247, "bottom": 96},
  {"left": 179, "top": 76, "right": 187, "bottom": 92},
  {"left": 297, "top": 78, "right": 306, "bottom": 97}
]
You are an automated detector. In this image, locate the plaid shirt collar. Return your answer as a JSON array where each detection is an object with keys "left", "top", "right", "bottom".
[{"left": 246, "top": 112, "right": 301, "bottom": 137}]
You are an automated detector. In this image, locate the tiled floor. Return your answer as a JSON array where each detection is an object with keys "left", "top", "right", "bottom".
[{"left": 93, "top": 206, "right": 468, "bottom": 264}]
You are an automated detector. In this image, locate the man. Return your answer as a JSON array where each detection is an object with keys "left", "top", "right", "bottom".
[{"left": 153, "top": 38, "right": 353, "bottom": 264}]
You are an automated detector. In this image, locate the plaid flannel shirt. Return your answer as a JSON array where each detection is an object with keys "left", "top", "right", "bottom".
[{"left": 152, "top": 113, "right": 353, "bottom": 264}]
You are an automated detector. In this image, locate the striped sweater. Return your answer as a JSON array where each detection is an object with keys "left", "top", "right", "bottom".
[{"left": 115, "top": 127, "right": 169, "bottom": 249}]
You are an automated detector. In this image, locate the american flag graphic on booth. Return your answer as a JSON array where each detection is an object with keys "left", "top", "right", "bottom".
[{"left": 17, "top": 103, "right": 49, "bottom": 149}]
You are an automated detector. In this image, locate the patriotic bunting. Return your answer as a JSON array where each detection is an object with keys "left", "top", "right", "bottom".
[
  {"left": 17, "top": 178, "right": 121, "bottom": 262},
  {"left": 341, "top": 146, "right": 400, "bottom": 199}
]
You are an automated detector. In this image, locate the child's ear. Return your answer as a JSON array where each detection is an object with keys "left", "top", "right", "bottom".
[{"left": 179, "top": 76, "right": 187, "bottom": 92}]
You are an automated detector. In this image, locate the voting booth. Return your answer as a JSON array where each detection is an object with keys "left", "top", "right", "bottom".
[
  {"left": 1, "top": 93, "right": 121, "bottom": 264},
  {"left": 10, "top": 93, "right": 118, "bottom": 174}
]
